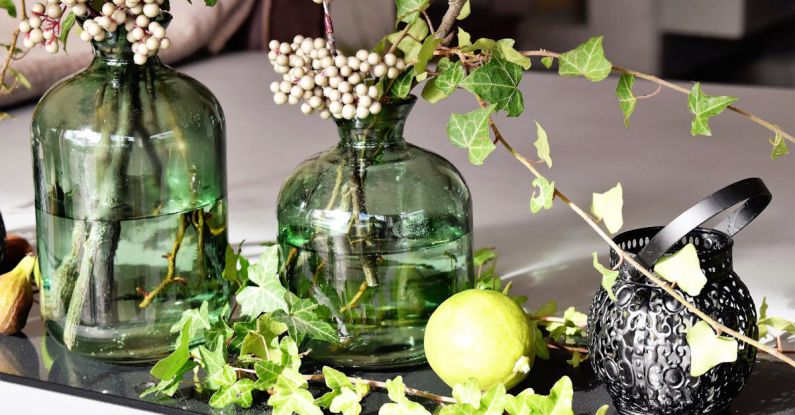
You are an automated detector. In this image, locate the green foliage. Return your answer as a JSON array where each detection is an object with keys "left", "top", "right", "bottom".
[
  {"left": 615, "top": 74, "right": 636, "bottom": 128},
  {"left": 380, "top": 377, "right": 433, "bottom": 415},
  {"left": 558, "top": 36, "right": 612, "bottom": 82},
  {"left": 416, "top": 37, "right": 443, "bottom": 76},
  {"left": 7, "top": 68, "right": 30, "bottom": 89},
  {"left": 0, "top": 0, "right": 16, "bottom": 18},
  {"left": 59, "top": 12, "right": 77, "bottom": 53},
  {"left": 457, "top": 0, "right": 471, "bottom": 20},
  {"left": 458, "top": 28, "right": 472, "bottom": 47},
  {"left": 544, "top": 307, "right": 588, "bottom": 346},
  {"left": 592, "top": 252, "right": 618, "bottom": 301},
  {"left": 320, "top": 367, "right": 369, "bottom": 415},
  {"left": 273, "top": 293, "right": 339, "bottom": 344},
  {"left": 390, "top": 67, "right": 416, "bottom": 99},
  {"left": 757, "top": 297, "right": 795, "bottom": 339},
  {"left": 461, "top": 57, "right": 525, "bottom": 117},
  {"left": 422, "top": 58, "right": 465, "bottom": 103},
  {"left": 171, "top": 300, "right": 211, "bottom": 339},
  {"left": 530, "top": 177, "right": 555, "bottom": 213},
  {"left": 386, "top": 20, "right": 429, "bottom": 63},
  {"left": 687, "top": 82, "right": 738, "bottom": 136},
  {"left": 236, "top": 245, "right": 289, "bottom": 317},
  {"left": 447, "top": 104, "right": 497, "bottom": 165},
  {"left": 541, "top": 57, "right": 554, "bottom": 69},
  {"left": 533, "top": 121, "right": 552, "bottom": 168},
  {"left": 495, "top": 39, "right": 531, "bottom": 70},
  {"left": 653, "top": 243, "right": 707, "bottom": 297},
  {"left": 769, "top": 132, "right": 789, "bottom": 160},
  {"left": 209, "top": 379, "right": 257, "bottom": 409},
  {"left": 504, "top": 376, "right": 573, "bottom": 415},
  {"left": 590, "top": 183, "right": 623, "bottom": 234},
  {"left": 151, "top": 319, "right": 194, "bottom": 381},
  {"left": 396, "top": 0, "right": 431, "bottom": 25},
  {"left": 686, "top": 321, "right": 738, "bottom": 377},
  {"left": 223, "top": 244, "right": 249, "bottom": 290}
]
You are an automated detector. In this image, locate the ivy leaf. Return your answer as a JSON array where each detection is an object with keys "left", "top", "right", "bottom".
[
  {"left": 615, "top": 74, "right": 636, "bottom": 128},
  {"left": 396, "top": 0, "right": 430, "bottom": 24},
  {"left": 241, "top": 313, "right": 288, "bottom": 361},
  {"left": 757, "top": 297, "right": 795, "bottom": 339},
  {"left": 530, "top": 322, "right": 550, "bottom": 360},
  {"left": 457, "top": 0, "right": 471, "bottom": 20},
  {"left": 416, "top": 37, "right": 443, "bottom": 76},
  {"left": 461, "top": 57, "right": 525, "bottom": 117},
  {"left": 530, "top": 177, "right": 555, "bottom": 213},
  {"left": 479, "top": 384, "right": 507, "bottom": 415},
  {"left": 422, "top": 59, "right": 465, "bottom": 103},
  {"left": 505, "top": 376, "right": 574, "bottom": 415},
  {"left": 558, "top": 36, "right": 612, "bottom": 82},
  {"left": 390, "top": 67, "right": 416, "bottom": 99},
  {"left": 595, "top": 405, "right": 610, "bottom": 415},
  {"left": 209, "top": 379, "right": 257, "bottom": 409},
  {"left": 686, "top": 321, "right": 738, "bottom": 377},
  {"left": 495, "top": 39, "right": 531, "bottom": 70},
  {"left": 447, "top": 104, "right": 497, "bottom": 165},
  {"left": 452, "top": 379, "right": 482, "bottom": 407},
  {"left": 171, "top": 300, "right": 211, "bottom": 339},
  {"left": 387, "top": 20, "right": 429, "bottom": 63},
  {"left": 473, "top": 247, "right": 497, "bottom": 267},
  {"left": 590, "top": 183, "right": 623, "bottom": 234},
  {"left": 273, "top": 295, "right": 339, "bottom": 344},
  {"left": 140, "top": 375, "right": 184, "bottom": 398},
  {"left": 330, "top": 388, "right": 364, "bottom": 415},
  {"left": 236, "top": 245, "right": 289, "bottom": 317},
  {"left": 592, "top": 252, "right": 619, "bottom": 301},
  {"left": 0, "top": 0, "right": 16, "bottom": 18},
  {"left": 199, "top": 338, "right": 236, "bottom": 390},
  {"left": 769, "top": 132, "right": 789, "bottom": 160},
  {"left": 379, "top": 377, "right": 432, "bottom": 415},
  {"left": 541, "top": 57, "right": 554, "bottom": 69},
  {"left": 270, "top": 388, "right": 324, "bottom": 415},
  {"left": 151, "top": 320, "right": 193, "bottom": 381},
  {"left": 566, "top": 351, "right": 583, "bottom": 368},
  {"left": 533, "top": 121, "right": 552, "bottom": 168},
  {"left": 458, "top": 27, "right": 472, "bottom": 47},
  {"left": 461, "top": 37, "right": 497, "bottom": 53},
  {"left": 323, "top": 366, "right": 354, "bottom": 390},
  {"left": 59, "top": 12, "right": 77, "bottom": 53},
  {"left": 653, "top": 243, "right": 707, "bottom": 297},
  {"left": 254, "top": 360, "right": 284, "bottom": 391},
  {"left": 688, "top": 82, "right": 738, "bottom": 136}
]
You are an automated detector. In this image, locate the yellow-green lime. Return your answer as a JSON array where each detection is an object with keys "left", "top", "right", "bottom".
[{"left": 424, "top": 289, "right": 535, "bottom": 390}]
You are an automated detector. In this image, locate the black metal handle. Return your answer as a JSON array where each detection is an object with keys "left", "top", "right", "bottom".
[{"left": 636, "top": 178, "right": 771, "bottom": 268}]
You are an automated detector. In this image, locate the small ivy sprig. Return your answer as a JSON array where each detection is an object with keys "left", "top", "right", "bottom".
[{"left": 142, "top": 246, "right": 609, "bottom": 415}]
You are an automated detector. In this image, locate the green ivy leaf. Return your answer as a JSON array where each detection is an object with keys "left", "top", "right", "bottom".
[
  {"left": 209, "top": 379, "right": 257, "bottom": 409},
  {"left": 530, "top": 177, "right": 555, "bottom": 213},
  {"left": 505, "top": 377, "right": 574, "bottom": 415},
  {"left": 457, "top": 0, "right": 471, "bottom": 20},
  {"left": 541, "top": 57, "right": 554, "bottom": 69},
  {"left": 533, "top": 121, "right": 552, "bottom": 168},
  {"left": 59, "top": 12, "right": 77, "bottom": 53},
  {"left": 254, "top": 360, "right": 284, "bottom": 391},
  {"left": 461, "top": 57, "right": 525, "bottom": 117},
  {"left": 323, "top": 366, "right": 354, "bottom": 390},
  {"left": 416, "top": 37, "right": 443, "bottom": 76},
  {"left": 171, "top": 300, "right": 211, "bottom": 339},
  {"left": 495, "top": 39, "right": 531, "bottom": 70},
  {"left": 452, "top": 379, "right": 482, "bottom": 407},
  {"left": 653, "top": 243, "right": 707, "bottom": 297},
  {"left": 473, "top": 247, "right": 497, "bottom": 267},
  {"left": 391, "top": 67, "right": 416, "bottom": 99},
  {"left": 273, "top": 294, "right": 339, "bottom": 344},
  {"left": 686, "top": 321, "right": 738, "bottom": 377},
  {"left": 592, "top": 252, "right": 619, "bottom": 301},
  {"left": 461, "top": 37, "right": 497, "bottom": 53},
  {"left": 478, "top": 384, "right": 507, "bottom": 415},
  {"left": 270, "top": 387, "right": 323, "bottom": 415},
  {"left": 205, "top": 0, "right": 218, "bottom": 5},
  {"left": 595, "top": 405, "right": 610, "bottom": 415},
  {"left": 236, "top": 245, "right": 289, "bottom": 317},
  {"left": 422, "top": 59, "right": 465, "bottom": 104},
  {"left": 151, "top": 320, "right": 193, "bottom": 381},
  {"left": 687, "top": 82, "right": 738, "bottom": 136},
  {"left": 566, "top": 351, "right": 583, "bottom": 368},
  {"left": 330, "top": 387, "right": 364, "bottom": 415},
  {"left": 380, "top": 377, "right": 432, "bottom": 415},
  {"left": 757, "top": 297, "right": 795, "bottom": 339},
  {"left": 530, "top": 322, "right": 550, "bottom": 360},
  {"left": 0, "top": 0, "right": 16, "bottom": 18},
  {"left": 387, "top": 20, "right": 429, "bottom": 63},
  {"left": 615, "top": 74, "right": 636, "bottom": 128},
  {"left": 769, "top": 132, "right": 789, "bottom": 160},
  {"left": 458, "top": 28, "right": 472, "bottom": 48},
  {"left": 396, "top": 0, "right": 431, "bottom": 24},
  {"left": 199, "top": 337, "right": 236, "bottom": 390},
  {"left": 558, "top": 36, "right": 612, "bottom": 82},
  {"left": 590, "top": 183, "right": 623, "bottom": 234},
  {"left": 447, "top": 104, "right": 497, "bottom": 165}
]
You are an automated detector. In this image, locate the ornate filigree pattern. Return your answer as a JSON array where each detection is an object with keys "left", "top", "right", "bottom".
[{"left": 588, "top": 228, "right": 757, "bottom": 415}]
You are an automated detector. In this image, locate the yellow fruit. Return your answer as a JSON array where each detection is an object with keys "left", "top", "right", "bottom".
[
  {"left": 424, "top": 289, "right": 535, "bottom": 390},
  {"left": 0, "top": 256, "right": 36, "bottom": 335}
]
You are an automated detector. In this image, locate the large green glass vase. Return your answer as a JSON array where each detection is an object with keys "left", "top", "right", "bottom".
[
  {"left": 31, "top": 29, "right": 229, "bottom": 362},
  {"left": 277, "top": 96, "right": 474, "bottom": 368}
]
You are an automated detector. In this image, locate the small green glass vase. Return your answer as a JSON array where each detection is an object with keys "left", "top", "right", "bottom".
[
  {"left": 31, "top": 28, "right": 229, "bottom": 362},
  {"left": 277, "top": 96, "right": 474, "bottom": 368}
]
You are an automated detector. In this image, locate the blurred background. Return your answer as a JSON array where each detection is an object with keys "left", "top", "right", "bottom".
[{"left": 2, "top": 0, "right": 795, "bottom": 110}]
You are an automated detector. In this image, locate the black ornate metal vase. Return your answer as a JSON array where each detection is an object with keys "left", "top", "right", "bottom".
[{"left": 587, "top": 178, "right": 771, "bottom": 415}]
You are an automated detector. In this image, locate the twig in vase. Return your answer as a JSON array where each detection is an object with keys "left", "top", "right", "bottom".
[{"left": 139, "top": 212, "right": 188, "bottom": 308}]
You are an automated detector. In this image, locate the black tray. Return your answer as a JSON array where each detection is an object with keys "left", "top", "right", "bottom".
[{"left": 1, "top": 304, "right": 793, "bottom": 415}]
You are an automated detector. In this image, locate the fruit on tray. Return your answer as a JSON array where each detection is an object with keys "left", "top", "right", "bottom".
[
  {"left": 424, "top": 289, "right": 535, "bottom": 390},
  {"left": 0, "top": 234, "right": 34, "bottom": 274},
  {"left": 0, "top": 256, "right": 36, "bottom": 335}
]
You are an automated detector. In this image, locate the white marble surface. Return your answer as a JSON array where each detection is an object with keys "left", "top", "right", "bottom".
[{"left": 0, "top": 51, "right": 793, "bottom": 412}]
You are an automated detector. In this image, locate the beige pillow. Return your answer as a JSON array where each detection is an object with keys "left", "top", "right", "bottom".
[{"left": 0, "top": 0, "right": 255, "bottom": 109}]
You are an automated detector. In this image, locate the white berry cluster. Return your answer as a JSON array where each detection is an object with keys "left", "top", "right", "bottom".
[
  {"left": 268, "top": 35, "right": 406, "bottom": 120},
  {"left": 18, "top": 0, "right": 170, "bottom": 65}
]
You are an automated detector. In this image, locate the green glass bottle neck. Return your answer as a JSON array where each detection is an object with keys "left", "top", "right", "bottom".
[
  {"left": 335, "top": 97, "right": 416, "bottom": 149},
  {"left": 89, "top": 29, "right": 163, "bottom": 68}
]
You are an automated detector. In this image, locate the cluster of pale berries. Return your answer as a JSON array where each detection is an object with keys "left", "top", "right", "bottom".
[
  {"left": 268, "top": 36, "right": 406, "bottom": 120},
  {"left": 18, "top": 0, "right": 170, "bottom": 65}
]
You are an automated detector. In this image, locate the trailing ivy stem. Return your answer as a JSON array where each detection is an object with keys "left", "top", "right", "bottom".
[
  {"left": 476, "top": 97, "right": 795, "bottom": 369},
  {"left": 0, "top": 0, "right": 27, "bottom": 94},
  {"left": 546, "top": 339, "right": 589, "bottom": 355},
  {"left": 302, "top": 373, "right": 457, "bottom": 404}
]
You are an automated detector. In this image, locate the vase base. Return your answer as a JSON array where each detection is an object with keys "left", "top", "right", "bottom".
[{"left": 615, "top": 404, "right": 730, "bottom": 415}]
